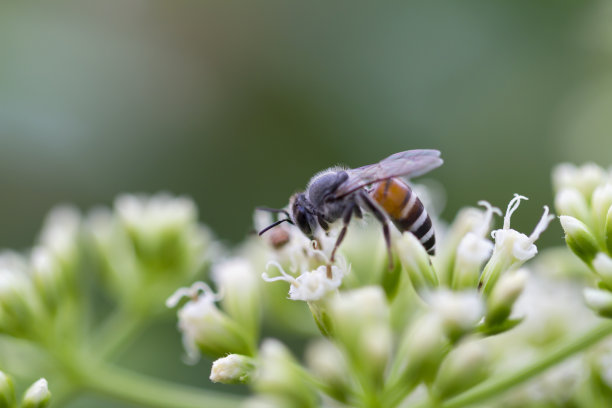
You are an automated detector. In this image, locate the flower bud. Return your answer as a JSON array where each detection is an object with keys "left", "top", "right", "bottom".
[
  {"left": 393, "top": 314, "right": 448, "bottom": 385},
  {"left": 328, "top": 287, "right": 389, "bottom": 347},
  {"left": 167, "top": 282, "right": 254, "bottom": 362},
  {"left": 560, "top": 216, "right": 600, "bottom": 265},
  {"left": 427, "top": 290, "right": 483, "bottom": 342},
  {"left": 593, "top": 253, "right": 612, "bottom": 289},
  {"left": 432, "top": 341, "right": 491, "bottom": 399},
  {"left": 606, "top": 206, "right": 612, "bottom": 255},
  {"left": 304, "top": 339, "right": 351, "bottom": 402},
  {"left": 0, "top": 371, "right": 15, "bottom": 408},
  {"left": 555, "top": 188, "right": 591, "bottom": 223},
  {"left": 31, "top": 247, "right": 65, "bottom": 311},
  {"left": 37, "top": 206, "right": 80, "bottom": 272},
  {"left": 485, "top": 269, "right": 528, "bottom": 327},
  {"left": 212, "top": 258, "right": 261, "bottom": 340},
  {"left": 0, "top": 255, "right": 43, "bottom": 337},
  {"left": 584, "top": 288, "right": 612, "bottom": 317},
  {"left": 435, "top": 208, "right": 486, "bottom": 286},
  {"left": 591, "top": 184, "right": 612, "bottom": 231},
  {"left": 253, "top": 339, "right": 317, "bottom": 408},
  {"left": 327, "top": 287, "right": 392, "bottom": 387},
  {"left": 21, "top": 378, "right": 50, "bottom": 408},
  {"left": 395, "top": 232, "right": 438, "bottom": 294},
  {"left": 453, "top": 232, "right": 493, "bottom": 290},
  {"left": 553, "top": 163, "right": 607, "bottom": 198},
  {"left": 210, "top": 354, "right": 255, "bottom": 384}
]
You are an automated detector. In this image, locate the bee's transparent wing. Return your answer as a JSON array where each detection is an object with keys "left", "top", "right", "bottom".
[{"left": 334, "top": 149, "right": 443, "bottom": 198}]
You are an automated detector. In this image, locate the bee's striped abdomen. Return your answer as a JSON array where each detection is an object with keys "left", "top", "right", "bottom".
[{"left": 370, "top": 178, "right": 436, "bottom": 255}]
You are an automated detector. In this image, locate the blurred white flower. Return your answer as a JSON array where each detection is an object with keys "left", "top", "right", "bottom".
[
  {"left": 37, "top": 206, "right": 81, "bottom": 266},
  {"left": 452, "top": 201, "right": 500, "bottom": 289},
  {"left": 167, "top": 281, "right": 252, "bottom": 362},
  {"left": 115, "top": 192, "right": 197, "bottom": 236},
  {"left": 553, "top": 163, "right": 609, "bottom": 198},
  {"left": 426, "top": 289, "right": 483, "bottom": 338},
  {"left": 22, "top": 378, "right": 51, "bottom": 408}
]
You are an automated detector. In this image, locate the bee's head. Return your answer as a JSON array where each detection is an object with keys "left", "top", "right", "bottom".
[{"left": 290, "top": 193, "right": 317, "bottom": 239}]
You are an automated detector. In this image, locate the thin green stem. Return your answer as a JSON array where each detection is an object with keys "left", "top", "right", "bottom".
[
  {"left": 431, "top": 320, "right": 612, "bottom": 408},
  {"left": 92, "top": 307, "right": 147, "bottom": 359},
  {"left": 80, "top": 360, "right": 241, "bottom": 408}
]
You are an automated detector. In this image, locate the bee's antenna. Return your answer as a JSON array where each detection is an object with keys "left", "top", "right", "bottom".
[
  {"left": 256, "top": 206, "right": 291, "bottom": 218},
  {"left": 258, "top": 218, "right": 294, "bottom": 236}
]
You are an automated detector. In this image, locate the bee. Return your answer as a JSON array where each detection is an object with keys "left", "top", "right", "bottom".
[{"left": 258, "top": 150, "right": 443, "bottom": 266}]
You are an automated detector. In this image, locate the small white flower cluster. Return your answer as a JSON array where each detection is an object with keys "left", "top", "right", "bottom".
[
  {"left": 87, "top": 193, "right": 215, "bottom": 310},
  {"left": 553, "top": 163, "right": 612, "bottom": 316}
]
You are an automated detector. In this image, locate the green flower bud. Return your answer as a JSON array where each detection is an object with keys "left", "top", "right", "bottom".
[
  {"left": 394, "top": 314, "right": 448, "bottom": 385},
  {"left": 304, "top": 339, "right": 352, "bottom": 402},
  {"left": 606, "top": 206, "right": 612, "bottom": 255},
  {"left": 584, "top": 288, "right": 612, "bottom": 317},
  {"left": 328, "top": 287, "right": 392, "bottom": 387},
  {"left": 0, "top": 372, "right": 15, "bottom": 408},
  {"left": 212, "top": 258, "right": 261, "bottom": 340},
  {"left": 428, "top": 290, "right": 483, "bottom": 342},
  {"left": 21, "top": 379, "right": 50, "bottom": 408},
  {"left": 253, "top": 339, "right": 318, "bottom": 408},
  {"left": 593, "top": 253, "right": 612, "bottom": 289},
  {"left": 395, "top": 232, "right": 438, "bottom": 294},
  {"left": 210, "top": 354, "right": 255, "bottom": 384},
  {"left": 555, "top": 188, "right": 591, "bottom": 223},
  {"left": 591, "top": 184, "right": 612, "bottom": 232},
  {"left": 435, "top": 207, "right": 487, "bottom": 286},
  {"left": 485, "top": 269, "right": 527, "bottom": 327},
  {"left": 560, "top": 215, "right": 600, "bottom": 265},
  {"left": 329, "top": 287, "right": 388, "bottom": 345},
  {"left": 432, "top": 341, "right": 491, "bottom": 399},
  {"left": 0, "top": 254, "right": 43, "bottom": 338}
]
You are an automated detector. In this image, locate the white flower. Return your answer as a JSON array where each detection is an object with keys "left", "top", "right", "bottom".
[
  {"left": 480, "top": 195, "right": 554, "bottom": 295},
  {"left": 262, "top": 260, "right": 348, "bottom": 302},
  {"left": 427, "top": 290, "right": 484, "bottom": 335},
  {"left": 491, "top": 195, "right": 554, "bottom": 263},
  {"left": 167, "top": 281, "right": 251, "bottom": 362}
]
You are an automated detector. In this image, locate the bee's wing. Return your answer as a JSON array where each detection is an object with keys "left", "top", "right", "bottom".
[{"left": 334, "top": 149, "right": 443, "bottom": 198}]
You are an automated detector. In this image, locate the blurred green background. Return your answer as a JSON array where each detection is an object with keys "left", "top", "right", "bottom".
[{"left": 2, "top": 1, "right": 612, "bottom": 406}]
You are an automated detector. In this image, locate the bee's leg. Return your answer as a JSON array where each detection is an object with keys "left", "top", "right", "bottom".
[
  {"left": 330, "top": 204, "right": 355, "bottom": 263},
  {"left": 359, "top": 192, "right": 393, "bottom": 269}
]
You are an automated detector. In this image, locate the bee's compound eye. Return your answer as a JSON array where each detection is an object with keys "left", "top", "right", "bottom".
[{"left": 295, "top": 207, "right": 313, "bottom": 238}]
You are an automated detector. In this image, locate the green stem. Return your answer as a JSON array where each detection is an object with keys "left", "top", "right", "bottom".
[
  {"left": 81, "top": 361, "right": 241, "bottom": 408},
  {"left": 92, "top": 307, "right": 146, "bottom": 359},
  {"left": 435, "top": 321, "right": 612, "bottom": 408}
]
